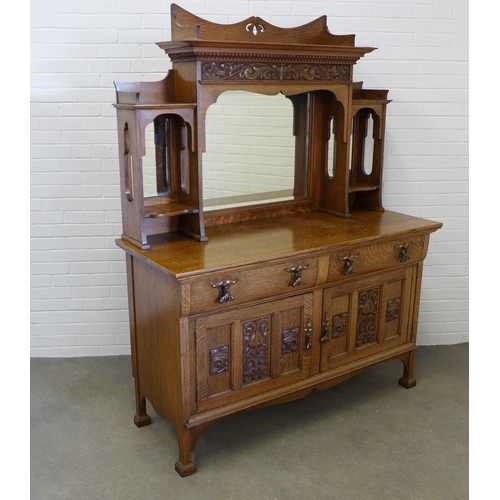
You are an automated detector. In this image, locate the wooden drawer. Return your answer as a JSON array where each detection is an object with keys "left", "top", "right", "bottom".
[
  {"left": 186, "top": 256, "right": 318, "bottom": 315},
  {"left": 327, "top": 235, "right": 427, "bottom": 283}
]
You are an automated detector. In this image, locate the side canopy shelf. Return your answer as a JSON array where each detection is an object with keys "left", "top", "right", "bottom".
[
  {"left": 113, "top": 4, "right": 391, "bottom": 250},
  {"left": 114, "top": 75, "right": 202, "bottom": 250}
]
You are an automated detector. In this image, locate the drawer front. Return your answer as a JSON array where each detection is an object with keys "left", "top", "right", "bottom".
[
  {"left": 327, "top": 235, "right": 426, "bottom": 283},
  {"left": 187, "top": 257, "right": 318, "bottom": 315}
]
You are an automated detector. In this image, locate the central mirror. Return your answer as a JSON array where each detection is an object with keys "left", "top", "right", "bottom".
[{"left": 202, "top": 91, "right": 308, "bottom": 211}]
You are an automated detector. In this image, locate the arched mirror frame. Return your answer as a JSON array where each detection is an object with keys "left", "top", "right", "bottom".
[{"left": 197, "top": 85, "right": 322, "bottom": 227}]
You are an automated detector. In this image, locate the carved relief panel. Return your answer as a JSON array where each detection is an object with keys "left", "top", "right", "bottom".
[
  {"left": 242, "top": 317, "right": 271, "bottom": 385},
  {"left": 200, "top": 62, "right": 351, "bottom": 82},
  {"left": 320, "top": 266, "right": 414, "bottom": 373},
  {"left": 195, "top": 294, "right": 314, "bottom": 412}
]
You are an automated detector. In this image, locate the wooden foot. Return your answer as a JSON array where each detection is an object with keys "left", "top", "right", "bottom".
[
  {"left": 398, "top": 375, "right": 417, "bottom": 389},
  {"left": 134, "top": 395, "right": 152, "bottom": 427},
  {"left": 174, "top": 424, "right": 208, "bottom": 477},
  {"left": 398, "top": 350, "right": 417, "bottom": 389},
  {"left": 134, "top": 413, "right": 152, "bottom": 427},
  {"left": 175, "top": 460, "right": 197, "bottom": 477}
]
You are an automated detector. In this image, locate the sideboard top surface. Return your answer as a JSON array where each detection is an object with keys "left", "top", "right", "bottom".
[{"left": 117, "top": 210, "right": 442, "bottom": 279}]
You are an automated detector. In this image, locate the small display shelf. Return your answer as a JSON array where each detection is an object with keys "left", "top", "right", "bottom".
[
  {"left": 143, "top": 198, "right": 199, "bottom": 218},
  {"left": 348, "top": 181, "right": 379, "bottom": 193}
]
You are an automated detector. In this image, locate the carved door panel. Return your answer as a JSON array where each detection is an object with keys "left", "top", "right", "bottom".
[
  {"left": 195, "top": 293, "right": 313, "bottom": 412},
  {"left": 320, "top": 266, "right": 414, "bottom": 372}
]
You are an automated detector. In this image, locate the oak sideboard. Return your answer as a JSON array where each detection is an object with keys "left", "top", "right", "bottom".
[{"left": 113, "top": 4, "right": 442, "bottom": 476}]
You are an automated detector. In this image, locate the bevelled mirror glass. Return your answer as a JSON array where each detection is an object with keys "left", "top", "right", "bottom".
[
  {"left": 202, "top": 91, "right": 308, "bottom": 211},
  {"left": 327, "top": 116, "right": 337, "bottom": 179},
  {"left": 362, "top": 112, "right": 375, "bottom": 175},
  {"left": 142, "top": 117, "right": 172, "bottom": 198}
]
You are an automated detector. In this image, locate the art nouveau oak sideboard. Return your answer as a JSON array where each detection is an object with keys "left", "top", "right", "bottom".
[{"left": 113, "top": 4, "right": 442, "bottom": 477}]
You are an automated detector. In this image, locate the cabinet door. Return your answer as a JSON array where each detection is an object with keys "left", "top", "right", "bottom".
[
  {"left": 195, "top": 293, "right": 313, "bottom": 412},
  {"left": 320, "top": 266, "right": 414, "bottom": 372}
]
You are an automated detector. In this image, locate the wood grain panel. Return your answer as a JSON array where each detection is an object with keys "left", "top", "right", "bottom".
[
  {"left": 116, "top": 210, "right": 441, "bottom": 279},
  {"left": 188, "top": 257, "right": 318, "bottom": 315},
  {"left": 327, "top": 235, "right": 427, "bottom": 283},
  {"left": 320, "top": 267, "right": 413, "bottom": 373},
  {"left": 195, "top": 293, "right": 313, "bottom": 412}
]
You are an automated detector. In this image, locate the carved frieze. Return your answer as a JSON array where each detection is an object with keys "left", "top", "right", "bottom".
[
  {"left": 200, "top": 62, "right": 350, "bottom": 82},
  {"left": 282, "top": 326, "right": 299, "bottom": 354},
  {"left": 209, "top": 345, "right": 230, "bottom": 375},
  {"left": 386, "top": 298, "right": 400, "bottom": 322},
  {"left": 332, "top": 312, "right": 348, "bottom": 338},
  {"left": 356, "top": 288, "right": 379, "bottom": 346},
  {"left": 242, "top": 317, "right": 270, "bottom": 384}
]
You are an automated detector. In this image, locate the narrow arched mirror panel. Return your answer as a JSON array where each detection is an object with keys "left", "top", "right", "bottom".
[
  {"left": 362, "top": 112, "right": 375, "bottom": 176},
  {"left": 348, "top": 116, "right": 355, "bottom": 175},
  {"left": 326, "top": 116, "right": 337, "bottom": 179},
  {"left": 142, "top": 118, "right": 173, "bottom": 198},
  {"left": 202, "top": 91, "right": 305, "bottom": 211}
]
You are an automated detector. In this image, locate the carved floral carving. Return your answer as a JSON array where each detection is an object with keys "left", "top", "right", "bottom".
[
  {"left": 332, "top": 312, "right": 348, "bottom": 338},
  {"left": 282, "top": 326, "right": 299, "bottom": 354},
  {"left": 356, "top": 288, "right": 379, "bottom": 346},
  {"left": 386, "top": 298, "right": 400, "bottom": 322},
  {"left": 209, "top": 345, "right": 230, "bottom": 375},
  {"left": 243, "top": 317, "right": 270, "bottom": 384},
  {"left": 201, "top": 62, "right": 350, "bottom": 82}
]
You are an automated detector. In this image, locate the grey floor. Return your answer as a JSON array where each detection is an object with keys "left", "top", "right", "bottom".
[{"left": 31, "top": 344, "right": 468, "bottom": 500}]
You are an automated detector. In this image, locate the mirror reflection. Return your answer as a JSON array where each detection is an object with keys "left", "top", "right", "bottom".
[
  {"left": 362, "top": 113, "right": 375, "bottom": 175},
  {"left": 327, "top": 116, "right": 337, "bottom": 179},
  {"left": 202, "top": 91, "right": 302, "bottom": 210},
  {"left": 143, "top": 118, "right": 172, "bottom": 198}
]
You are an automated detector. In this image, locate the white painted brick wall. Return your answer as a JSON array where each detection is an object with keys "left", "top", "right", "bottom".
[{"left": 30, "top": 0, "right": 469, "bottom": 356}]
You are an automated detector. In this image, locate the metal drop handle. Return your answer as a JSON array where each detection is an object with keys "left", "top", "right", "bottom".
[
  {"left": 284, "top": 264, "right": 309, "bottom": 287},
  {"left": 304, "top": 317, "right": 313, "bottom": 349},
  {"left": 321, "top": 312, "right": 330, "bottom": 343},
  {"left": 210, "top": 278, "right": 239, "bottom": 304},
  {"left": 340, "top": 256, "right": 356, "bottom": 275},
  {"left": 396, "top": 243, "right": 410, "bottom": 263}
]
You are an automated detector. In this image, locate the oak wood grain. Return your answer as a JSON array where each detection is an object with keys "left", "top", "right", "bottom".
[
  {"left": 117, "top": 209, "right": 441, "bottom": 279},
  {"left": 113, "top": 6, "right": 443, "bottom": 478}
]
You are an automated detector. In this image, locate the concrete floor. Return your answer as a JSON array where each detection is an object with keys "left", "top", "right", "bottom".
[{"left": 31, "top": 344, "right": 468, "bottom": 500}]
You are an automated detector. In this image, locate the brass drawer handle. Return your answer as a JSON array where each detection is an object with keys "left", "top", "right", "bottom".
[
  {"left": 210, "top": 279, "right": 239, "bottom": 304},
  {"left": 284, "top": 264, "right": 309, "bottom": 287},
  {"left": 340, "top": 255, "right": 357, "bottom": 275},
  {"left": 396, "top": 243, "right": 410, "bottom": 263},
  {"left": 304, "top": 317, "right": 313, "bottom": 349}
]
